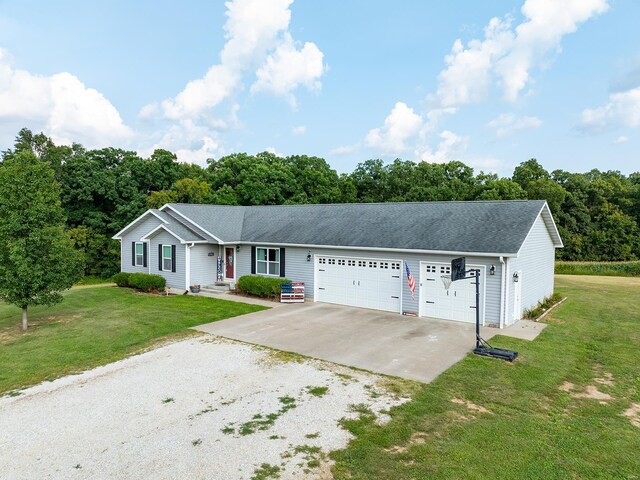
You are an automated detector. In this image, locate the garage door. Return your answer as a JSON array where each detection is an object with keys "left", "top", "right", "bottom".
[
  {"left": 419, "top": 262, "right": 482, "bottom": 324},
  {"left": 315, "top": 256, "right": 402, "bottom": 313}
]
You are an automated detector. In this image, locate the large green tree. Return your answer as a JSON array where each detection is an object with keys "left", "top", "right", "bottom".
[{"left": 0, "top": 151, "right": 83, "bottom": 330}]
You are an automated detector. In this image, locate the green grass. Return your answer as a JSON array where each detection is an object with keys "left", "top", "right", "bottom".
[
  {"left": 555, "top": 260, "right": 640, "bottom": 277},
  {"left": 0, "top": 286, "right": 265, "bottom": 394},
  {"left": 331, "top": 275, "right": 640, "bottom": 479},
  {"left": 73, "top": 276, "right": 115, "bottom": 286}
]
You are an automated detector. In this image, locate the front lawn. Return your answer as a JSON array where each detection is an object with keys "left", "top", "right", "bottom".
[
  {"left": 0, "top": 286, "right": 265, "bottom": 394},
  {"left": 332, "top": 275, "right": 640, "bottom": 479}
]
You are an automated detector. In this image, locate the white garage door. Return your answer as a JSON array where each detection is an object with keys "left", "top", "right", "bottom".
[
  {"left": 315, "top": 256, "right": 402, "bottom": 313},
  {"left": 419, "top": 262, "right": 482, "bottom": 324}
]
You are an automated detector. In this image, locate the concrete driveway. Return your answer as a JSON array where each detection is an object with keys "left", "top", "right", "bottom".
[{"left": 196, "top": 302, "right": 485, "bottom": 383}]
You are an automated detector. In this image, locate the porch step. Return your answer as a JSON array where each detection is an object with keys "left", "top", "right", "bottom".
[{"left": 201, "top": 284, "right": 231, "bottom": 293}]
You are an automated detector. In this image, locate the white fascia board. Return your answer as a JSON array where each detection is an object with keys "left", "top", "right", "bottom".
[
  {"left": 141, "top": 224, "right": 187, "bottom": 244},
  {"left": 112, "top": 210, "right": 168, "bottom": 239},
  {"left": 235, "top": 241, "right": 515, "bottom": 258},
  {"left": 515, "top": 201, "right": 563, "bottom": 257},
  {"left": 160, "top": 204, "right": 223, "bottom": 244}
]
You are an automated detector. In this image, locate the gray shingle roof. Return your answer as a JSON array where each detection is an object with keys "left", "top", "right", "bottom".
[
  {"left": 166, "top": 200, "right": 558, "bottom": 255},
  {"left": 150, "top": 209, "right": 205, "bottom": 242}
]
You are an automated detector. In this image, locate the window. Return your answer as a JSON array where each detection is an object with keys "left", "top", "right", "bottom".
[
  {"left": 135, "top": 242, "right": 144, "bottom": 266},
  {"left": 257, "top": 247, "right": 280, "bottom": 276},
  {"left": 162, "top": 245, "right": 172, "bottom": 272}
]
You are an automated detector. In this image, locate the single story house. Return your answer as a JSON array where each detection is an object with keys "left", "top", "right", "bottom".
[{"left": 113, "top": 200, "right": 562, "bottom": 328}]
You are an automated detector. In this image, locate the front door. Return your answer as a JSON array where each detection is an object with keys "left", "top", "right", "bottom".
[{"left": 225, "top": 247, "right": 235, "bottom": 279}]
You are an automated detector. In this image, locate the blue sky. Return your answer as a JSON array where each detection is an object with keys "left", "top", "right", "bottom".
[{"left": 0, "top": 0, "right": 638, "bottom": 176}]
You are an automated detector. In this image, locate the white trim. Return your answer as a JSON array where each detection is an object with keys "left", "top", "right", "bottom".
[
  {"left": 516, "top": 202, "right": 563, "bottom": 256},
  {"left": 417, "top": 261, "right": 486, "bottom": 326},
  {"left": 499, "top": 256, "right": 506, "bottom": 329},
  {"left": 237, "top": 241, "right": 516, "bottom": 258},
  {"left": 160, "top": 204, "right": 224, "bottom": 244},
  {"left": 504, "top": 257, "right": 511, "bottom": 328},
  {"left": 185, "top": 244, "right": 192, "bottom": 289},
  {"left": 141, "top": 224, "right": 187, "bottom": 243},
  {"left": 134, "top": 241, "right": 144, "bottom": 267},
  {"left": 161, "top": 244, "right": 173, "bottom": 272},
  {"left": 255, "top": 246, "right": 281, "bottom": 277},
  {"left": 313, "top": 253, "right": 403, "bottom": 314},
  {"left": 223, "top": 245, "right": 237, "bottom": 281},
  {"left": 112, "top": 210, "right": 168, "bottom": 239}
]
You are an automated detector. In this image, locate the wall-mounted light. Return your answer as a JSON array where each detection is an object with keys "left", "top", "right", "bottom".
[
  {"left": 489, "top": 265, "right": 496, "bottom": 276},
  {"left": 207, "top": 252, "right": 215, "bottom": 257},
  {"left": 513, "top": 272, "right": 519, "bottom": 282},
  {"left": 306, "top": 251, "right": 312, "bottom": 262},
  {"left": 236, "top": 245, "right": 240, "bottom": 252}
]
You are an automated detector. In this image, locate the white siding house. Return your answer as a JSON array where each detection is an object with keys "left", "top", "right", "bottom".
[{"left": 113, "top": 200, "right": 562, "bottom": 328}]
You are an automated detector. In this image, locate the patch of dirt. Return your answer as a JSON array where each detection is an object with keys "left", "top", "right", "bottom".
[
  {"left": 314, "top": 461, "right": 334, "bottom": 479},
  {"left": 622, "top": 403, "right": 640, "bottom": 428},
  {"left": 558, "top": 381, "right": 574, "bottom": 392},
  {"left": 560, "top": 382, "right": 613, "bottom": 402},
  {"left": 385, "top": 432, "right": 429, "bottom": 454},
  {"left": 594, "top": 372, "right": 614, "bottom": 387},
  {"left": 450, "top": 397, "right": 492, "bottom": 414}
]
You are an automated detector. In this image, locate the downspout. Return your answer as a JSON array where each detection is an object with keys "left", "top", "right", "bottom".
[
  {"left": 500, "top": 255, "right": 507, "bottom": 328},
  {"left": 185, "top": 243, "right": 194, "bottom": 290},
  {"left": 502, "top": 256, "right": 510, "bottom": 329}
]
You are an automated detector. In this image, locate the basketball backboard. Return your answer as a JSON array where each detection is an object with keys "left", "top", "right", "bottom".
[{"left": 451, "top": 257, "right": 466, "bottom": 281}]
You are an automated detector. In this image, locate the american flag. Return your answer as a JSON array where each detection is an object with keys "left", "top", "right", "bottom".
[{"left": 405, "top": 262, "right": 415, "bottom": 300}]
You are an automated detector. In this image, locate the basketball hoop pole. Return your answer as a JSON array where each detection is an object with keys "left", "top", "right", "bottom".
[
  {"left": 473, "top": 268, "right": 480, "bottom": 350},
  {"left": 450, "top": 257, "right": 518, "bottom": 361}
]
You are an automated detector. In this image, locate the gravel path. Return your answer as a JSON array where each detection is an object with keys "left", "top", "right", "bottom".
[{"left": 0, "top": 336, "right": 408, "bottom": 480}]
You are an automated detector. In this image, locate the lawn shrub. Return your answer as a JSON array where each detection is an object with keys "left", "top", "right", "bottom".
[
  {"left": 555, "top": 261, "right": 640, "bottom": 277},
  {"left": 128, "top": 273, "right": 166, "bottom": 292},
  {"left": 523, "top": 292, "right": 563, "bottom": 320},
  {"left": 112, "top": 272, "right": 132, "bottom": 287},
  {"left": 237, "top": 275, "right": 291, "bottom": 299}
]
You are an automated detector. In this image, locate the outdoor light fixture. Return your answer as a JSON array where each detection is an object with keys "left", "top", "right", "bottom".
[
  {"left": 513, "top": 272, "right": 519, "bottom": 282},
  {"left": 489, "top": 265, "right": 495, "bottom": 276},
  {"left": 306, "top": 251, "right": 312, "bottom": 262},
  {"left": 236, "top": 245, "right": 240, "bottom": 252}
]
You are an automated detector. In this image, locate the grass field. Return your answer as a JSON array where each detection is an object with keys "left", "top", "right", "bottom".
[
  {"left": 331, "top": 275, "right": 640, "bottom": 479},
  {"left": 0, "top": 286, "right": 265, "bottom": 394},
  {"left": 555, "top": 260, "right": 640, "bottom": 277}
]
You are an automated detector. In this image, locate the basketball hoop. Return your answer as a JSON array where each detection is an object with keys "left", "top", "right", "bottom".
[{"left": 441, "top": 275, "right": 453, "bottom": 290}]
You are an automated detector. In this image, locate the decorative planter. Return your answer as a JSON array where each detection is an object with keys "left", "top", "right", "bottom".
[{"left": 190, "top": 285, "right": 201, "bottom": 293}]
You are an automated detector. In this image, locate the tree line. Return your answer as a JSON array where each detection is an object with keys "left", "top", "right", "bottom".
[{"left": 2, "top": 128, "right": 639, "bottom": 279}]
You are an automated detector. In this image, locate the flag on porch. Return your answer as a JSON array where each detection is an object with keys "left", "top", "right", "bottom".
[{"left": 405, "top": 261, "right": 415, "bottom": 300}]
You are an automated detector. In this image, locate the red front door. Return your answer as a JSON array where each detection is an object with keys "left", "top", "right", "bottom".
[{"left": 225, "top": 248, "right": 234, "bottom": 279}]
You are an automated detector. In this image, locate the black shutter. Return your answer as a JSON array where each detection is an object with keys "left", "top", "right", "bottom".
[
  {"left": 279, "top": 248, "right": 286, "bottom": 277},
  {"left": 131, "top": 242, "right": 136, "bottom": 266},
  {"left": 251, "top": 246, "right": 256, "bottom": 274},
  {"left": 143, "top": 242, "right": 148, "bottom": 268},
  {"left": 171, "top": 245, "right": 176, "bottom": 273},
  {"left": 158, "top": 244, "right": 162, "bottom": 271}
]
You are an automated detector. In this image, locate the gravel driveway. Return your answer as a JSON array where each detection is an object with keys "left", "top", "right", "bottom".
[{"left": 0, "top": 336, "right": 408, "bottom": 480}]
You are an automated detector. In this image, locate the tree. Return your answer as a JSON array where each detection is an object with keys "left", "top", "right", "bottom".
[{"left": 0, "top": 151, "right": 83, "bottom": 330}]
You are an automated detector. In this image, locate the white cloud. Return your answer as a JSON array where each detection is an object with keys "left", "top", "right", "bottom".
[
  {"left": 437, "top": 0, "right": 609, "bottom": 106},
  {"left": 487, "top": 113, "right": 542, "bottom": 138},
  {"left": 160, "top": 0, "right": 325, "bottom": 120},
  {"left": 329, "top": 144, "right": 358, "bottom": 155},
  {"left": 292, "top": 125, "right": 306, "bottom": 135},
  {"left": 265, "top": 146, "right": 285, "bottom": 157},
  {"left": 0, "top": 48, "right": 132, "bottom": 148},
  {"left": 365, "top": 102, "right": 423, "bottom": 154},
  {"left": 418, "top": 130, "right": 468, "bottom": 164},
  {"left": 142, "top": 119, "right": 224, "bottom": 165},
  {"left": 581, "top": 86, "right": 640, "bottom": 132},
  {"left": 614, "top": 135, "right": 629, "bottom": 144},
  {"left": 251, "top": 33, "right": 326, "bottom": 107}
]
